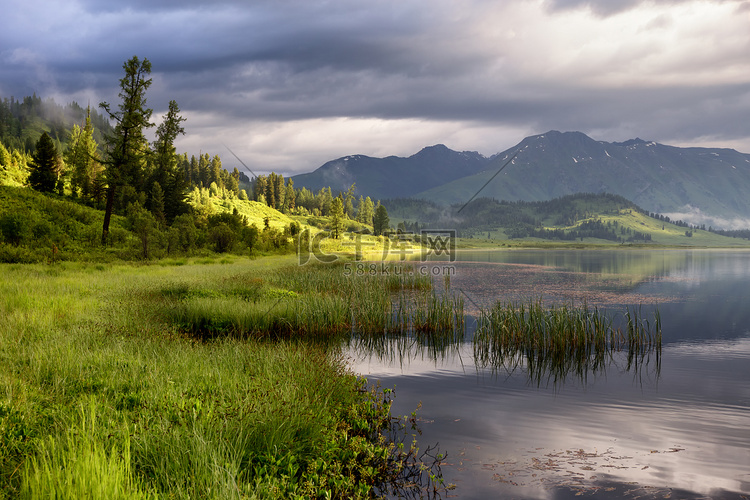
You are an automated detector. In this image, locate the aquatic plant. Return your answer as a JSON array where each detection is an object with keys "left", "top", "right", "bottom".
[{"left": 473, "top": 299, "right": 662, "bottom": 386}]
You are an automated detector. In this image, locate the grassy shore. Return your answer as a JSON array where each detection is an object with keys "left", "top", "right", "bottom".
[
  {"left": 1, "top": 243, "right": 668, "bottom": 498},
  {"left": 0, "top": 255, "right": 443, "bottom": 499}
]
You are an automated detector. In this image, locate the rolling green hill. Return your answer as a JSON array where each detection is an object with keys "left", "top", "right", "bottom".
[
  {"left": 385, "top": 193, "right": 750, "bottom": 247},
  {"left": 0, "top": 183, "right": 388, "bottom": 263},
  {"left": 0, "top": 185, "right": 305, "bottom": 262}
]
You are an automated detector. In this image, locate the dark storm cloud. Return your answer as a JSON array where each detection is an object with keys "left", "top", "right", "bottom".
[{"left": 2, "top": 0, "right": 749, "bottom": 173}]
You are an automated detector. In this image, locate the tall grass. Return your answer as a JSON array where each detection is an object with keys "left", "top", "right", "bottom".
[
  {"left": 474, "top": 299, "right": 662, "bottom": 385},
  {"left": 21, "top": 399, "right": 154, "bottom": 500},
  {"left": 166, "top": 261, "right": 463, "bottom": 341},
  {"left": 0, "top": 257, "right": 443, "bottom": 499}
]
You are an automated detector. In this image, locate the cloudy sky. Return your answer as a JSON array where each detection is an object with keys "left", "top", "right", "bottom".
[{"left": 3, "top": 0, "right": 749, "bottom": 176}]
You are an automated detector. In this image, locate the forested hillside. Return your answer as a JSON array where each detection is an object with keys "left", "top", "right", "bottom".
[
  {"left": 0, "top": 94, "right": 112, "bottom": 153},
  {"left": 0, "top": 95, "right": 382, "bottom": 224},
  {"left": 0, "top": 57, "right": 384, "bottom": 263}
]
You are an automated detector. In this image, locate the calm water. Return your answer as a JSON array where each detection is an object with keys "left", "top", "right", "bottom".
[{"left": 348, "top": 249, "right": 750, "bottom": 499}]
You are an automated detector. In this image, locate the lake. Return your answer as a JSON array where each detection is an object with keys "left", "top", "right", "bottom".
[{"left": 347, "top": 249, "right": 750, "bottom": 499}]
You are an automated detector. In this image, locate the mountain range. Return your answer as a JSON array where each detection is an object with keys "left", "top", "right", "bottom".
[{"left": 291, "top": 131, "right": 750, "bottom": 229}]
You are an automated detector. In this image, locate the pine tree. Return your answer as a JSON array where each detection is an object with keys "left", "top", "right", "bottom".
[
  {"left": 198, "top": 153, "right": 210, "bottom": 187},
  {"left": 329, "top": 197, "right": 345, "bottom": 239},
  {"left": 228, "top": 167, "right": 240, "bottom": 196},
  {"left": 320, "top": 187, "right": 333, "bottom": 215},
  {"left": 355, "top": 196, "right": 365, "bottom": 222},
  {"left": 150, "top": 181, "right": 166, "bottom": 229},
  {"left": 254, "top": 175, "right": 267, "bottom": 203},
  {"left": 151, "top": 100, "right": 187, "bottom": 222},
  {"left": 343, "top": 184, "right": 356, "bottom": 219},
  {"left": 226, "top": 168, "right": 239, "bottom": 196},
  {"left": 285, "top": 179, "right": 296, "bottom": 213},
  {"left": 373, "top": 203, "right": 390, "bottom": 236},
  {"left": 274, "top": 173, "right": 285, "bottom": 211},
  {"left": 265, "top": 173, "right": 275, "bottom": 209},
  {"left": 296, "top": 187, "right": 313, "bottom": 211},
  {"left": 65, "top": 108, "right": 101, "bottom": 199},
  {"left": 151, "top": 100, "right": 185, "bottom": 187},
  {"left": 344, "top": 196, "right": 354, "bottom": 220},
  {"left": 28, "top": 132, "right": 58, "bottom": 192},
  {"left": 99, "top": 55, "right": 154, "bottom": 245},
  {"left": 189, "top": 155, "right": 199, "bottom": 185},
  {"left": 357, "top": 196, "right": 374, "bottom": 226},
  {"left": 210, "top": 155, "right": 222, "bottom": 187}
]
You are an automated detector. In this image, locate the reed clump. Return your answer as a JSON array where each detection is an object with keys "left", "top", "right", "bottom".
[{"left": 474, "top": 299, "right": 661, "bottom": 385}]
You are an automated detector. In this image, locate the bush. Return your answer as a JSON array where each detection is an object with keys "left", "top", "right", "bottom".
[
  {"left": 209, "top": 223, "right": 235, "bottom": 253},
  {"left": 0, "top": 213, "right": 29, "bottom": 246},
  {"left": 0, "top": 243, "right": 44, "bottom": 263},
  {"left": 170, "top": 213, "right": 198, "bottom": 253},
  {"left": 127, "top": 203, "right": 162, "bottom": 259}
]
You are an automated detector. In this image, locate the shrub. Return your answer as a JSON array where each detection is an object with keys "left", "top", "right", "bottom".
[
  {"left": 209, "top": 223, "right": 235, "bottom": 253},
  {"left": 0, "top": 213, "right": 29, "bottom": 246}
]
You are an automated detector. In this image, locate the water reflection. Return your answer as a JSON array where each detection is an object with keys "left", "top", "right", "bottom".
[
  {"left": 348, "top": 326, "right": 661, "bottom": 392},
  {"left": 348, "top": 249, "right": 750, "bottom": 499}
]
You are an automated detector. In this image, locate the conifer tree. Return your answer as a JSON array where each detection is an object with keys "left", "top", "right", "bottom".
[
  {"left": 265, "top": 173, "right": 276, "bottom": 209},
  {"left": 285, "top": 179, "right": 296, "bottom": 213},
  {"left": 151, "top": 100, "right": 187, "bottom": 222},
  {"left": 274, "top": 173, "right": 285, "bottom": 211},
  {"left": 189, "top": 155, "right": 199, "bottom": 185},
  {"left": 330, "top": 197, "right": 345, "bottom": 239},
  {"left": 355, "top": 195, "right": 365, "bottom": 222},
  {"left": 254, "top": 175, "right": 267, "bottom": 202},
  {"left": 344, "top": 196, "right": 354, "bottom": 219},
  {"left": 357, "top": 196, "right": 374, "bottom": 226},
  {"left": 343, "top": 184, "right": 356, "bottom": 219},
  {"left": 99, "top": 55, "right": 154, "bottom": 245},
  {"left": 198, "top": 153, "right": 210, "bottom": 186},
  {"left": 28, "top": 132, "right": 58, "bottom": 192},
  {"left": 150, "top": 181, "right": 166, "bottom": 229},
  {"left": 320, "top": 187, "right": 333, "bottom": 215},
  {"left": 373, "top": 203, "right": 390, "bottom": 236},
  {"left": 66, "top": 108, "right": 101, "bottom": 199},
  {"left": 210, "top": 155, "right": 222, "bottom": 187}
]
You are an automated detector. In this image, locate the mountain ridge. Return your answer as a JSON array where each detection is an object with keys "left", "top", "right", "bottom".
[{"left": 291, "top": 130, "right": 750, "bottom": 228}]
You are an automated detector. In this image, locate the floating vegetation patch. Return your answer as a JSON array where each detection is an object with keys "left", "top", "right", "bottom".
[
  {"left": 474, "top": 299, "right": 661, "bottom": 386},
  {"left": 484, "top": 445, "right": 688, "bottom": 497}
]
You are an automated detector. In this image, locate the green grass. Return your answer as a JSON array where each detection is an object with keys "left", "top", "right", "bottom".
[
  {"left": 0, "top": 256, "right": 441, "bottom": 499},
  {"left": 163, "top": 260, "right": 461, "bottom": 340},
  {"left": 474, "top": 299, "right": 661, "bottom": 386}
]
